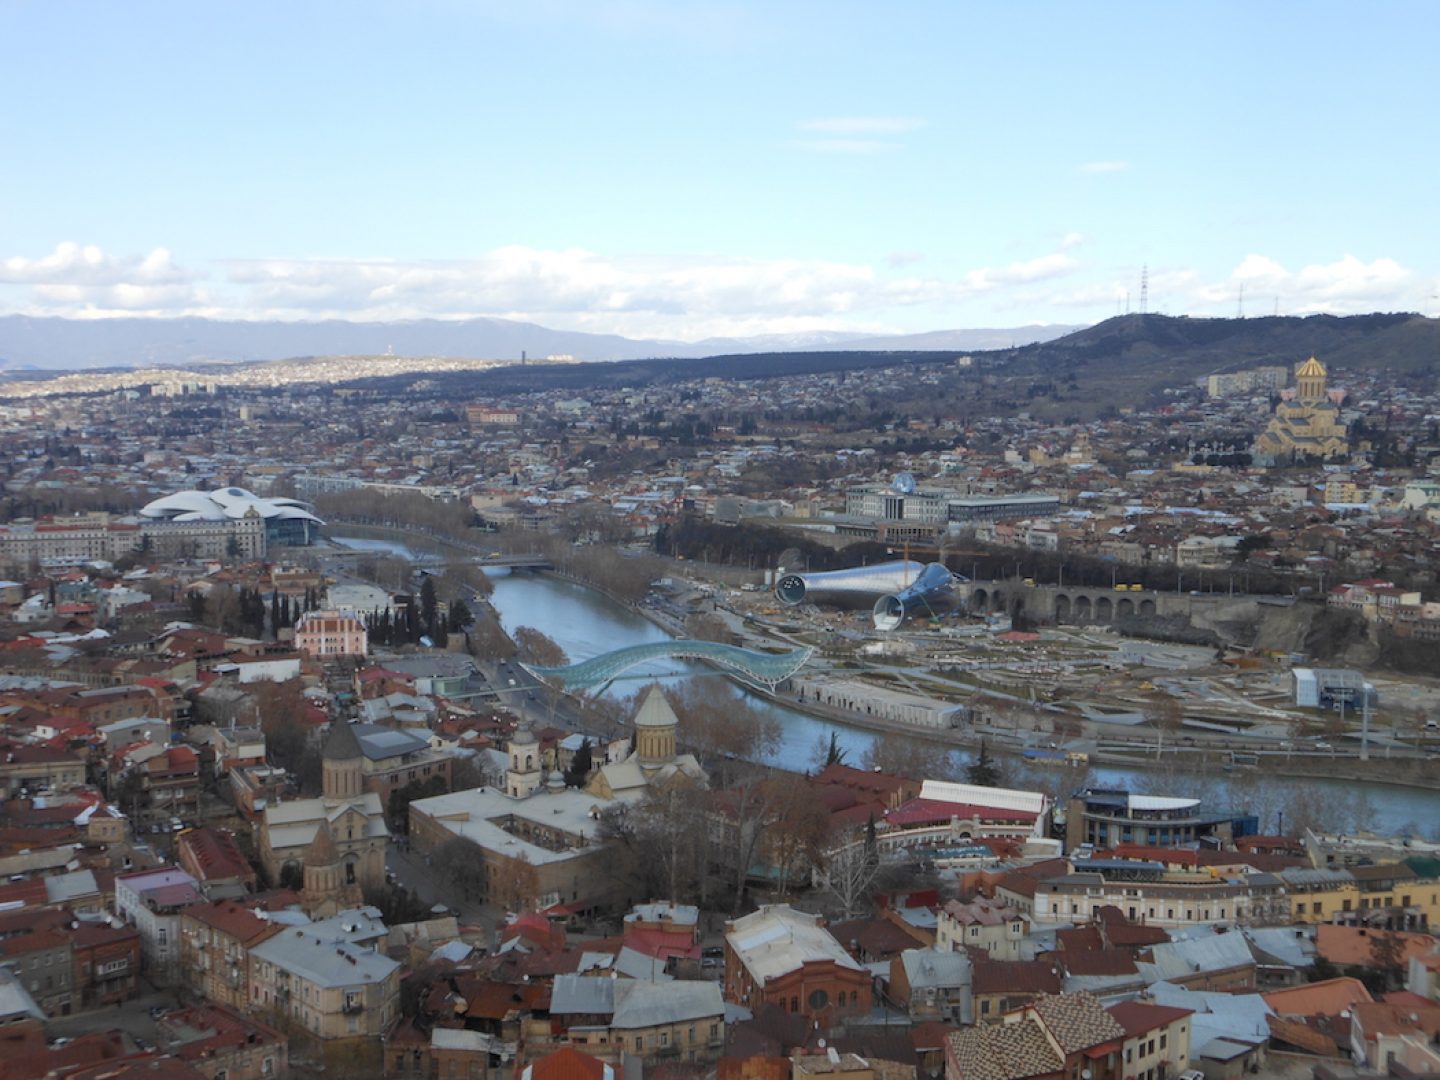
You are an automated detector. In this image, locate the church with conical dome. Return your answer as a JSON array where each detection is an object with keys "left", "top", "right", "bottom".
[
  {"left": 259, "top": 719, "right": 390, "bottom": 906},
  {"left": 1252, "top": 356, "right": 1349, "bottom": 464},
  {"left": 586, "top": 686, "right": 707, "bottom": 802}
]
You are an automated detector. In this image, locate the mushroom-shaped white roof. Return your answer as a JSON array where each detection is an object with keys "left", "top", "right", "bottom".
[{"left": 139, "top": 487, "right": 323, "bottom": 525}]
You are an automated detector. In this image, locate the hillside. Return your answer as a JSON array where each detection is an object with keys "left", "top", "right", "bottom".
[
  {"left": 1003, "top": 312, "right": 1440, "bottom": 390},
  {"left": 335, "top": 311, "right": 1440, "bottom": 399}
]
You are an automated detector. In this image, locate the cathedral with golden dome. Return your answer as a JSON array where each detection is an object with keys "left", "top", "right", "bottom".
[{"left": 1252, "top": 356, "right": 1349, "bottom": 464}]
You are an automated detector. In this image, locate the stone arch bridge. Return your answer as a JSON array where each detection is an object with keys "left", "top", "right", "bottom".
[{"left": 962, "top": 580, "right": 1272, "bottom": 627}]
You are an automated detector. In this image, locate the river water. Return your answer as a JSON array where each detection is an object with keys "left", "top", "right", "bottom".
[{"left": 337, "top": 542, "right": 1440, "bottom": 839}]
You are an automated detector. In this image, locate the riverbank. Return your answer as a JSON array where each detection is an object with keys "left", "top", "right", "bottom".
[{"left": 326, "top": 526, "right": 1440, "bottom": 801}]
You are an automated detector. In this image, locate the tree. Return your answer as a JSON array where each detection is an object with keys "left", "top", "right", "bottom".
[
  {"left": 1368, "top": 930, "right": 1405, "bottom": 992},
  {"left": 492, "top": 852, "right": 542, "bottom": 913},
  {"left": 420, "top": 576, "right": 439, "bottom": 639},
  {"left": 966, "top": 740, "right": 1002, "bottom": 788},
  {"left": 812, "top": 730, "right": 849, "bottom": 771},
  {"left": 766, "top": 782, "right": 831, "bottom": 899},
  {"left": 513, "top": 626, "right": 568, "bottom": 668},
  {"left": 447, "top": 598, "right": 473, "bottom": 632},
  {"left": 563, "top": 739, "right": 593, "bottom": 788},
  {"left": 437, "top": 836, "right": 488, "bottom": 903},
  {"left": 663, "top": 682, "right": 780, "bottom": 789},
  {"left": 861, "top": 733, "right": 955, "bottom": 782},
  {"left": 822, "top": 819, "right": 882, "bottom": 919}
]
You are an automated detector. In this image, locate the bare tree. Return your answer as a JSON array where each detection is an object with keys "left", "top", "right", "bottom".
[
  {"left": 821, "top": 821, "right": 882, "bottom": 919},
  {"left": 513, "top": 626, "right": 568, "bottom": 668},
  {"left": 860, "top": 732, "right": 956, "bottom": 782}
]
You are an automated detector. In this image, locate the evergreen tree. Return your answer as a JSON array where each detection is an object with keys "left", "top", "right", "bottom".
[
  {"left": 966, "top": 739, "right": 1001, "bottom": 788},
  {"left": 563, "top": 739, "right": 593, "bottom": 787},
  {"left": 420, "top": 577, "right": 439, "bottom": 638}
]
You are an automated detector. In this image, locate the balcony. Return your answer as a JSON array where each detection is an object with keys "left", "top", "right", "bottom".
[{"left": 342, "top": 1000, "right": 364, "bottom": 1015}]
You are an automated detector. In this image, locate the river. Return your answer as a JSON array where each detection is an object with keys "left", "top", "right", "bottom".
[
  {"left": 483, "top": 571, "right": 1440, "bottom": 838},
  {"left": 331, "top": 537, "right": 1440, "bottom": 838}
]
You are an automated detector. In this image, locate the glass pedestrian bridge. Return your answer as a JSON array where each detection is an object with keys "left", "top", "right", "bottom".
[{"left": 522, "top": 639, "right": 814, "bottom": 692}]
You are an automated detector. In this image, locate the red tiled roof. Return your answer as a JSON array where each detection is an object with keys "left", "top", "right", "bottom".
[
  {"left": 526, "top": 1046, "right": 609, "bottom": 1080},
  {"left": 886, "top": 796, "right": 1038, "bottom": 827},
  {"left": 1106, "top": 1000, "right": 1193, "bottom": 1037},
  {"left": 1264, "top": 977, "right": 1373, "bottom": 1018}
]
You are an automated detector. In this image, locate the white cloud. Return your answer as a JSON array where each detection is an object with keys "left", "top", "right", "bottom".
[
  {"left": 0, "top": 239, "right": 1085, "bottom": 337},
  {"left": 0, "top": 242, "right": 193, "bottom": 287},
  {"left": 1059, "top": 231, "right": 1085, "bottom": 251},
  {"left": 1198, "top": 253, "right": 1425, "bottom": 314},
  {"left": 961, "top": 252, "right": 1079, "bottom": 290},
  {"left": 0, "top": 242, "right": 204, "bottom": 315},
  {"left": 789, "top": 138, "right": 898, "bottom": 154},
  {"left": 1078, "top": 161, "right": 1129, "bottom": 174},
  {"left": 886, "top": 250, "right": 924, "bottom": 267},
  {"left": 798, "top": 116, "right": 927, "bottom": 134}
]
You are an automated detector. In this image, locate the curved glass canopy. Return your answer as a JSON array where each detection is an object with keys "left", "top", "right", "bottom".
[{"left": 522, "top": 639, "right": 813, "bottom": 692}]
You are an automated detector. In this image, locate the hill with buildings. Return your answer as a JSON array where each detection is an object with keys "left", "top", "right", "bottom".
[{"left": 333, "top": 311, "right": 1440, "bottom": 400}]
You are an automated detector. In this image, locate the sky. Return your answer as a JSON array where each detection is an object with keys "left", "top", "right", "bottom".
[{"left": 1, "top": 0, "right": 1437, "bottom": 341}]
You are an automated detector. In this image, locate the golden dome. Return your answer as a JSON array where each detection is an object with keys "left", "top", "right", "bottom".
[{"left": 1295, "top": 356, "right": 1326, "bottom": 378}]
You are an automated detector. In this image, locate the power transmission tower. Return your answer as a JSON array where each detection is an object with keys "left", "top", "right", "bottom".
[{"left": 1139, "top": 265, "right": 1149, "bottom": 315}]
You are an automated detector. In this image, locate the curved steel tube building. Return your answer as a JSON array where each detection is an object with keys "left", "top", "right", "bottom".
[
  {"left": 872, "top": 562, "right": 956, "bottom": 631},
  {"left": 775, "top": 559, "right": 927, "bottom": 607}
]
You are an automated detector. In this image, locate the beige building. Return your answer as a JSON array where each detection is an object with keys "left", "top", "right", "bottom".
[
  {"left": 258, "top": 721, "right": 389, "bottom": 894},
  {"left": 248, "top": 925, "right": 400, "bottom": 1062},
  {"left": 409, "top": 731, "right": 612, "bottom": 913},
  {"left": 1253, "top": 357, "right": 1348, "bottom": 464},
  {"left": 936, "top": 897, "right": 1028, "bottom": 959},
  {"left": 551, "top": 975, "right": 725, "bottom": 1066},
  {"left": 1107, "top": 1000, "right": 1194, "bottom": 1080}
]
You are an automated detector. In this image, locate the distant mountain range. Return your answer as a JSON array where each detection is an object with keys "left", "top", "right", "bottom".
[{"left": 0, "top": 314, "right": 1083, "bottom": 371}]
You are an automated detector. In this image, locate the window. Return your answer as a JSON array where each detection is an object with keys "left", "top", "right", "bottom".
[
  {"left": 660, "top": 1032, "right": 668, "bottom": 1046},
  {"left": 808, "top": 989, "right": 829, "bottom": 1010},
  {"left": 1160, "top": 1033, "right": 1167, "bottom": 1050},
  {"left": 790, "top": 996, "right": 799, "bottom": 1013}
]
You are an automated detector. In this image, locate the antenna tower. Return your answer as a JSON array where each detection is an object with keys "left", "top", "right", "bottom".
[
  {"left": 1236, "top": 283, "right": 1245, "bottom": 319},
  {"left": 1139, "top": 265, "right": 1149, "bottom": 315}
]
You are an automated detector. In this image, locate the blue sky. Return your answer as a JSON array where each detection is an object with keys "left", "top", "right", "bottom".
[{"left": 1, "top": 1, "right": 1435, "bottom": 339}]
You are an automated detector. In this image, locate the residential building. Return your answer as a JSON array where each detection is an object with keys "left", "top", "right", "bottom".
[
  {"left": 1106, "top": 1000, "right": 1194, "bottom": 1080},
  {"left": 247, "top": 925, "right": 400, "bottom": 1062},
  {"left": 936, "top": 897, "right": 1028, "bottom": 959},
  {"left": 0, "top": 908, "right": 75, "bottom": 1015},
  {"left": 179, "top": 901, "right": 281, "bottom": 1012},
  {"left": 348, "top": 723, "right": 453, "bottom": 802},
  {"left": 890, "top": 947, "right": 972, "bottom": 1024},
  {"left": 71, "top": 920, "right": 141, "bottom": 1009},
  {"left": 551, "top": 975, "right": 725, "bottom": 1065},
  {"left": 944, "top": 992, "right": 1126, "bottom": 1080},
  {"left": 114, "top": 867, "right": 203, "bottom": 981},
  {"left": 157, "top": 1003, "right": 288, "bottom": 1080}
]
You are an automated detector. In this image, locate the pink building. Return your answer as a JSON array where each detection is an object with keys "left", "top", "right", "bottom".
[{"left": 293, "top": 608, "right": 368, "bottom": 658}]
